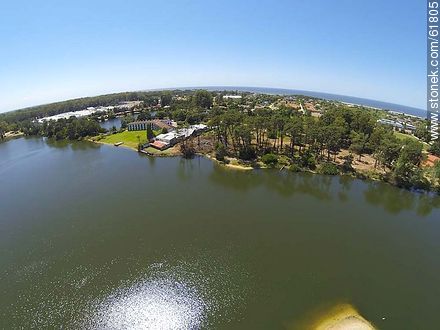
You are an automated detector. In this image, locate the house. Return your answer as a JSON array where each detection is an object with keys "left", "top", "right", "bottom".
[
  {"left": 377, "top": 119, "right": 404, "bottom": 130},
  {"left": 155, "top": 132, "right": 180, "bottom": 145},
  {"left": 127, "top": 119, "right": 175, "bottom": 132},
  {"left": 223, "top": 95, "right": 242, "bottom": 100},
  {"left": 149, "top": 140, "right": 169, "bottom": 150},
  {"left": 150, "top": 124, "right": 208, "bottom": 150}
]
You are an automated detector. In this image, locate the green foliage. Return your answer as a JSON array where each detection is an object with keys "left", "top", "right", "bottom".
[
  {"left": 431, "top": 160, "right": 440, "bottom": 186},
  {"left": 0, "top": 120, "right": 9, "bottom": 139},
  {"left": 2, "top": 89, "right": 436, "bottom": 192},
  {"left": 399, "top": 139, "right": 423, "bottom": 166},
  {"left": 146, "top": 124, "right": 155, "bottom": 141},
  {"left": 288, "top": 164, "right": 302, "bottom": 172},
  {"left": 238, "top": 146, "right": 256, "bottom": 160},
  {"left": 341, "top": 154, "right": 354, "bottom": 173},
  {"left": 193, "top": 90, "right": 213, "bottom": 109},
  {"left": 0, "top": 91, "right": 162, "bottom": 123},
  {"left": 429, "top": 140, "right": 440, "bottom": 156},
  {"left": 318, "top": 162, "right": 339, "bottom": 175},
  {"left": 349, "top": 131, "right": 368, "bottom": 160},
  {"left": 392, "top": 139, "right": 425, "bottom": 189},
  {"left": 42, "top": 118, "right": 104, "bottom": 140},
  {"left": 137, "top": 111, "right": 151, "bottom": 121},
  {"left": 156, "top": 111, "right": 166, "bottom": 119},
  {"left": 160, "top": 92, "right": 173, "bottom": 106},
  {"left": 215, "top": 143, "right": 227, "bottom": 161},
  {"left": 299, "top": 151, "right": 316, "bottom": 170},
  {"left": 414, "top": 123, "right": 430, "bottom": 142},
  {"left": 261, "top": 153, "right": 278, "bottom": 166}
]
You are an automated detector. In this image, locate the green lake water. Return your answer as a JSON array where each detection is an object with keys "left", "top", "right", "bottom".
[{"left": 1, "top": 137, "right": 440, "bottom": 329}]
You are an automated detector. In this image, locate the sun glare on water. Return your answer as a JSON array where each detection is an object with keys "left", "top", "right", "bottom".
[{"left": 88, "top": 276, "right": 207, "bottom": 329}]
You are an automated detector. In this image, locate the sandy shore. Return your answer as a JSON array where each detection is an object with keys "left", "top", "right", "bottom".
[
  {"left": 290, "top": 303, "right": 375, "bottom": 330},
  {"left": 203, "top": 154, "right": 254, "bottom": 170},
  {"left": 3, "top": 131, "right": 24, "bottom": 139}
]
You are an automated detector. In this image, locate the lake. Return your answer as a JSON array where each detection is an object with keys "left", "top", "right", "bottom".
[
  {"left": 1, "top": 137, "right": 439, "bottom": 329},
  {"left": 99, "top": 117, "right": 122, "bottom": 131}
]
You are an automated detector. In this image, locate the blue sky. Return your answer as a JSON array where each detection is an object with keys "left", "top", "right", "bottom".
[{"left": 0, "top": 0, "right": 425, "bottom": 112}]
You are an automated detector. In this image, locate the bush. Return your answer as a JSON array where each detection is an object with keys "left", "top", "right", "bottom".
[
  {"left": 288, "top": 164, "right": 301, "bottom": 172},
  {"left": 299, "top": 152, "right": 316, "bottom": 170},
  {"left": 318, "top": 162, "right": 339, "bottom": 175},
  {"left": 238, "top": 146, "right": 256, "bottom": 160},
  {"left": 215, "top": 143, "right": 227, "bottom": 161},
  {"left": 261, "top": 153, "right": 278, "bottom": 166},
  {"left": 429, "top": 140, "right": 440, "bottom": 156},
  {"left": 341, "top": 154, "right": 354, "bottom": 173}
]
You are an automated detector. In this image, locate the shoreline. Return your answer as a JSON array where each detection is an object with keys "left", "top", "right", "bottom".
[
  {"left": 293, "top": 303, "right": 376, "bottom": 330},
  {"left": 3, "top": 135, "right": 439, "bottom": 195},
  {"left": 1, "top": 131, "right": 24, "bottom": 142},
  {"left": 71, "top": 137, "right": 439, "bottom": 195}
]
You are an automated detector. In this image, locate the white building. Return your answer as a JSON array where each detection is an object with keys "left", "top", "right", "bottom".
[
  {"left": 151, "top": 124, "right": 208, "bottom": 150},
  {"left": 223, "top": 95, "right": 242, "bottom": 100}
]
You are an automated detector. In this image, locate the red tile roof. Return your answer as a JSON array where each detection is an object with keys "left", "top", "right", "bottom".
[
  {"left": 423, "top": 154, "right": 440, "bottom": 167},
  {"left": 150, "top": 140, "right": 168, "bottom": 150}
]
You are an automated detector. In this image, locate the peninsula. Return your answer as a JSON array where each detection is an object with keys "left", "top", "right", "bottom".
[{"left": 1, "top": 89, "right": 440, "bottom": 193}]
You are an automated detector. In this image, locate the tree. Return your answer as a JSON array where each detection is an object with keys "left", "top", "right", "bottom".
[
  {"left": 137, "top": 111, "right": 151, "bottom": 121},
  {"left": 0, "top": 121, "right": 8, "bottom": 139},
  {"left": 414, "top": 123, "right": 430, "bottom": 142},
  {"left": 215, "top": 143, "right": 227, "bottom": 161},
  {"left": 399, "top": 139, "right": 424, "bottom": 166},
  {"left": 392, "top": 139, "right": 424, "bottom": 188},
  {"left": 193, "top": 90, "right": 213, "bottom": 109},
  {"left": 261, "top": 153, "right": 278, "bottom": 166},
  {"left": 146, "top": 123, "right": 154, "bottom": 141},
  {"left": 349, "top": 132, "right": 369, "bottom": 161},
  {"left": 318, "top": 162, "right": 339, "bottom": 175},
  {"left": 429, "top": 140, "right": 440, "bottom": 156},
  {"left": 373, "top": 135, "right": 401, "bottom": 169},
  {"left": 432, "top": 160, "right": 440, "bottom": 187},
  {"left": 160, "top": 92, "right": 173, "bottom": 107},
  {"left": 286, "top": 116, "right": 303, "bottom": 156}
]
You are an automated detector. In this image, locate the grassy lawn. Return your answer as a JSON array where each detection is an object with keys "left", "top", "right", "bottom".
[
  {"left": 97, "top": 130, "right": 147, "bottom": 149},
  {"left": 394, "top": 131, "right": 429, "bottom": 151},
  {"left": 144, "top": 146, "right": 181, "bottom": 156}
]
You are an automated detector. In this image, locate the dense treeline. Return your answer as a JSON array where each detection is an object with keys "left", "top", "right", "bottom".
[
  {"left": 144, "top": 91, "right": 439, "bottom": 191},
  {"left": 22, "top": 117, "right": 105, "bottom": 140},
  {"left": 2, "top": 89, "right": 439, "bottom": 191},
  {"left": 0, "top": 90, "right": 188, "bottom": 124}
]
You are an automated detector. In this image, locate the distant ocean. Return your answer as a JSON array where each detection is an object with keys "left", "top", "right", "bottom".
[{"left": 187, "top": 86, "right": 426, "bottom": 117}]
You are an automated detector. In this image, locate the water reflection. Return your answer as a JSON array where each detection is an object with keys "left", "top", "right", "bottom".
[
  {"left": 209, "top": 166, "right": 334, "bottom": 201},
  {"left": 177, "top": 157, "right": 201, "bottom": 181},
  {"left": 363, "top": 182, "right": 440, "bottom": 216},
  {"left": 209, "top": 164, "right": 440, "bottom": 215},
  {"left": 45, "top": 137, "right": 100, "bottom": 151}
]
